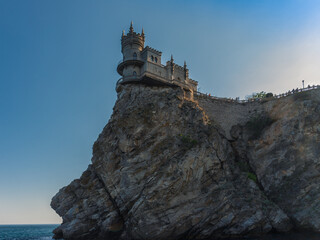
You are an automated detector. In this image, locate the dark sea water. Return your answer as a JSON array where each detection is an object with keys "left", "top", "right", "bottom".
[
  {"left": 0, "top": 225, "right": 58, "bottom": 240},
  {"left": 228, "top": 232, "right": 320, "bottom": 240},
  {"left": 1, "top": 225, "right": 320, "bottom": 240}
]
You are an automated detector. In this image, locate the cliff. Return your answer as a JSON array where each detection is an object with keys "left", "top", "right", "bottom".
[{"left": 51, "top": 84, "right": 320, "bottom": 239}]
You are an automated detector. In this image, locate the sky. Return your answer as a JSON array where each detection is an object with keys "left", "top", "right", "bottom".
[{"left": 1, "top": 0, "right": 320, "bottom": 224}]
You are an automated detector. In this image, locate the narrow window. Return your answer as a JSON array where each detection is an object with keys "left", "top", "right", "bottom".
[
  {"left": 133, "top": 52, "right": 137, "bottom": 59},
  {"left": 133, "top": 71, "right": 137, "bottom": 76},
  {"left": 155, "top": 57, "right": 158, "bottom": 63},
  {"left": 151, "top": 55, "right": 154, "bottom": 61}
]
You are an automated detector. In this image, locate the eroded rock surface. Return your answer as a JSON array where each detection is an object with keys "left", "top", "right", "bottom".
[
  {"left": 246, "top": 91, "right": 320, "bottom": 231},
  {"left": 51, "top": 85, "right": 320, "bottom": 239}
]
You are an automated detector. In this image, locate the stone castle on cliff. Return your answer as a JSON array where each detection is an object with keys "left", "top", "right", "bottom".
[
  {"left": 51, "top": 22, "right": 320, "bottom": 240},
  {"left": 116, "top": 22, "right": 198, "bottom": 93}
]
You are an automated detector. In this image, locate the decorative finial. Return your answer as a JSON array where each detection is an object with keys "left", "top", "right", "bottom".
[
  {"left": 184, "top": 60, "right": 187, "bottom": 68},
  {"left": 129, "top": 21, "right": 134, "bottom": 33},
  {"left": 122, "top": 30, "right": 125, "bottom": 37},
  {"left": 171, "top": 54, "right": 174, "bottom": 63},
  {"left": 141, "top": 27, "right": 144, "bottom": 36}
]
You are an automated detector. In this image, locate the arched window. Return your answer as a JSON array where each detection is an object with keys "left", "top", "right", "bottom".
[
  {"left": 133, "top": 52, "right": 137, "bottom": 59},
  {"left": 133, "top": 71, "right": 137, "bottom": 76},
  {"left": 151, "top": 55, "right": 154, "bottom": 61},
  {"left": 155, "top": 57, "right": 158, "bottom": 63}
]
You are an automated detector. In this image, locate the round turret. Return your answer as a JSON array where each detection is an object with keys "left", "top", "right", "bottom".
[
  {"left": 121, "top": 22, "right": 145, "bottom": 57},
  {"left": 117, "top": 22, "right": 145, "bottom": 78}
]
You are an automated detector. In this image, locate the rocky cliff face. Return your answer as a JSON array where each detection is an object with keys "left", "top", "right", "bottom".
[{"left": 51, "top": 85, "right": 320, "bottom": 239}]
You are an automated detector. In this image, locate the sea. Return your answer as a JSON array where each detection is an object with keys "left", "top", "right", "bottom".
[
  {"left": 0, "top": 225, "right": 58, "bottom": 240},
  {"left": 1, "top": 225, "right": 320, "bottom": 240}
]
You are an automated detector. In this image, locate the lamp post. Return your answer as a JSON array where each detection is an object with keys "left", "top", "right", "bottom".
[{"left": 302, "top": 80, "right": 305, "bottom": 89}]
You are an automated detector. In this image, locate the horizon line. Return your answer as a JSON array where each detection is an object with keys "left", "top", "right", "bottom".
[{"left": 0, "top": 223, "right": 61, "bottom": 225}]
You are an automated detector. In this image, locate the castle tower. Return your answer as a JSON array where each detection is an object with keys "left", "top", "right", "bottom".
[{"left": 117, "top": 22, "right": 145, "bottom": 79}]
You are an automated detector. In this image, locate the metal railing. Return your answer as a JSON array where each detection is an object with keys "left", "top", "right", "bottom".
[
  {"left": 117, "top": 57, "right": 141, "bottom": 65},
  {"left": 115, "top": 75, "right": 141, "bottom": 88},
  {"left": 116, "top": 77, "right": 123, "bottom": 85},
  {"left": 194, "top": 85, "right": 320, "bottom": 103}
]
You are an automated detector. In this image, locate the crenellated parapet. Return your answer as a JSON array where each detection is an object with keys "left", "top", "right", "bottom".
[
  {"left": 121, "top": 22, "right": 145, "bottom": 54},
  {"left": 143, "top": 46, "right": 162, "bottom": 55}
]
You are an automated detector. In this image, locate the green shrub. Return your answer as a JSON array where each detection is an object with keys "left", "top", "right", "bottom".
[
  {"left": 265, "top": 92, "right": 273, "bottom": 98},
  {"left": 246, "top": 91, "right": 274, "bottom": 100},
  {"left": 179, "top": 134, "right": 198, "bottom": 149},
  {"left": 247, "top": 172, "right": 257, "bottom": 182}
]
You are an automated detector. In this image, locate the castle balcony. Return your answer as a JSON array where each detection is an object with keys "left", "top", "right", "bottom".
[
  {"left": 115, "top": 74, "right": 141, "bottom": 92},
  {"left": 116, "top": 59, "right": 144, "bottom": 75},
  {"left": 116, "top": 71, "right": 196, "bottom": 92}
]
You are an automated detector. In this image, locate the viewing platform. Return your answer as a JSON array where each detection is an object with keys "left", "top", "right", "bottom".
[
  {"left": 116, "top": 59, "right": 144, "bottom": 76},
  {"left": 116, "top": 70, "right": 197, "bottom": 92}
]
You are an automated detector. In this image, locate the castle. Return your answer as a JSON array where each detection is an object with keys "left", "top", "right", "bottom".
[{"left": 116, "top": 22, "right": 198, "bottom": 93}]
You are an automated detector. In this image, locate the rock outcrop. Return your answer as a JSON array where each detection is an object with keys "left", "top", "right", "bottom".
[{"left": 51, "top": 85, "right": 320, "bottom": 239}]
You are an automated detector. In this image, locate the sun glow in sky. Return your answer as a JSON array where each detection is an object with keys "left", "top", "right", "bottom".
[{"left": 1, "top": 0, "right": 320, "bottom": 224}]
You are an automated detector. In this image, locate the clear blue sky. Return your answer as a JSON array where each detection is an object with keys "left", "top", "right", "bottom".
[{"left": 1, "top": 0, "right": 320, "bottom": 224}]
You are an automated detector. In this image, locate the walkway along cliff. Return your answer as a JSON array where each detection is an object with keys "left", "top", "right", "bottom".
[{"left": 51, "top": 24, "right": 320, "bottom": 240}]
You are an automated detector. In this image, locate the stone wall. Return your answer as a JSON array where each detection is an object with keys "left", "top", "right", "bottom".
[
  {"left": 196, "top": 96, "right": 262, "bottom": 139},
  {"left": 196, "top": 87, "right": 320, "bottom": 139},
  {"left": 141, "top": 47, "right": 162, "bottom": 65},
  {"left": 143, "top": 61, "right": 167, "bottom": 79}
]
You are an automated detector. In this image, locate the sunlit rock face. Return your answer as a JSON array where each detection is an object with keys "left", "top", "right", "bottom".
[
  {"left": 51, "top": 85, "right": 320, "bottom": 240},
  {"left": 244, "top": 90, "right": 320, "bottom": 231}
]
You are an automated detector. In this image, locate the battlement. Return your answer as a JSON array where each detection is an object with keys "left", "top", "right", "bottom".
[
  {"left": 171, "top": 63, "right": 185, "bottom": 71},
  {"left": 121, "top": 33, "right": 144, "bottom": 46},
  {"left": 189, "top": 78, "right": 197, "bottom": 85},
  {"left": 121, "top": 31, "right": 144, "bottom": 38},
  {"left": 121, "top": 22, "right": 145, "bottom": 53},
  {"left": 142, "top": 46, "right": 162, "bottom": 55}
]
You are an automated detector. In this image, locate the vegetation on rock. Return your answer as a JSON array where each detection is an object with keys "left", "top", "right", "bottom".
[
  {"left": 178, "top": 134, "right": 198, "bottom": 149},
  {"left": 246, "top": 91, "right": 274, "bottom": 100},
  {"left": 247, "top": 172, "right": 257, "bottom": 182}
]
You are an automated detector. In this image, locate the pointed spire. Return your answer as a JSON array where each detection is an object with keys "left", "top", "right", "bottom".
[
  {"left": 129, "top": 21, "right": 134, "bottom": 33},
  {"left": 122, "top": 30, "right": 125, "bottom": 37},
  {"left": 141, "top": 27, "right": 144, "bottom": 36},
  {"left": 170, "top": 55, "right": 174, "bottom": 75},
  {"left": 184, "top": 60, "right": 188, "bottom": 79}
]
